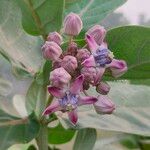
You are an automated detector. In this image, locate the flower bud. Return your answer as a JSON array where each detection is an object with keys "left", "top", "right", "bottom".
[
  {"left": 77, "top": 49, "right": 90, "bottom": 62},
  {"left": 86, "top": 25, "right": 106, "bottom": 45},
  {"left": 52, "top": 59, "right": 62, "bottom": 69},
  {"left": 107, "top": 59, "right": 127, "bottom": 78},
  {"left": 47, "top": 32, "right": 62, "bottom": 45},
  {"left": 96, "top": 82, "right": 110, "bottom": 95},
  {"left": 61, "top": 55, "right": 78, "bottom": 73},
  {"left": 42, "top": 41, "right": 62, "bottom": 61},
  {"left": 63, "top": 12, "right": 83, "bottom": 36},
  {"left": 49, "top": 67, "right": 71, "bottom": 88},
  {"left": 94, "top": 95, "right": 115, "bottom": 114},
  {"left": 66, "top": 42, "right": 78, "bottom": 56}
]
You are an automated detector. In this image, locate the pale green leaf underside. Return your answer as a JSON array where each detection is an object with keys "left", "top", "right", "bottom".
[
  {"left": 65, "top": 0, "right": 127, "bottom": 29},
  {"left": 61, "top": 83, "right": 150, "bottom": 136},
  {"left": 0, "top": 0, "right": 43, "bottom": 75}
]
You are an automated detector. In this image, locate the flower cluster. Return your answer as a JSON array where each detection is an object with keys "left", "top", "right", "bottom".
[{"left": 42, "top": 12, "right": 127, "bottom": 125}]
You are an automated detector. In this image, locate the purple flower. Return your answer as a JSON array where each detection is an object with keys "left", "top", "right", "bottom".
[
  {"left": 43, "top": 75, "right": 97, "bottom": 125},
  {"left": 86, "top": 25, "right": 106, "bottom": 45}
]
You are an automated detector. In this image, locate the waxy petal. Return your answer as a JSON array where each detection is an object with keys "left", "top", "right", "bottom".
[
  {"left": 68, "top": 109, "right": 78, "bottom": 125},
  {"left": 82, "top": 55, "right": 96, "bottom": 67},
  {"left": 78, "top": 96, "right": 97, "bottom": 106},
  {"left": 48, "top": 86, "right": 65, "bottom": 98},
  {"left": 86, "top": 34, "right": 99, "bottom": 52},
  {"left": 43, "top": 100, "right": 61, "bottom": 115},
  {"left": 70, "top": 75, "right": 84, "bottom": 94},
  {"left": 94, "top": 67, "right": 105, "bottom": 85}
]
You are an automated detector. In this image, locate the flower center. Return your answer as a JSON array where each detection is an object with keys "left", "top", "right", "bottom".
[
  {"left": 59, "top": 92, "right": 78, "bottom": 111},
  {"left": 93, "top": 47, "right": 112, "bottom": 67}
]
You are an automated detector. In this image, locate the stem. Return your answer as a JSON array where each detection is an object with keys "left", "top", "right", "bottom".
[{"left": 36, "top": 125, "right": 48, "bottom": 150}]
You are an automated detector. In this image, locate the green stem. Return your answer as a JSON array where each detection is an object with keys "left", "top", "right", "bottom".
[{"left": 36, "top": 125, "right": 48, "bottom": 150}]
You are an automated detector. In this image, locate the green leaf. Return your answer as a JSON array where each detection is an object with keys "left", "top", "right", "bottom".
[
  {"left": 73, "top": 128, "right": 97, "bottom": 150},
  {"left": 25, "top": 80, "right": 47, "bottom": 117},
  {"left": 60, "top": 82, "right": 150, "bottom": 136},
  {"left": 0, "top": 111, "right": 40, "bottom": 150},
  {"left": 0, "top": 0, "right": 43, "bottom": 76},
  {"left": 106, "top": 26, "right": 150, "bottom": 79},
  {"left": 48, "top": 123, "right": 75, "bottom": 144},
  {"left": 17, "top": 0, "right": 65, "bottom": 37},
  {"left": 65, "top": 0, "right": 126, "bottom": 29}
]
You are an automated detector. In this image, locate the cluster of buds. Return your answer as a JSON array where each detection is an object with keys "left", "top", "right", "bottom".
[{"left": 42, "top": 12, "right": 127, "bottom": 125}]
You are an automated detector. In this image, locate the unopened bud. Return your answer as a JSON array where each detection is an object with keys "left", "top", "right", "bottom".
[
  {"left": 42, "top": 41, "right": 62, "bottom": 61},
  {"left": 94, "top": 95, "right": 115, "bottom": 114},
  {"left": 61, "top": 55, "right": 78, "bottom": 73},
  {"left": 96, "top": 82, "right": 110, "bottom": 95},
  {"left": 86, "top": 25, "right": 106, "bottom": 45},
  {"left": 66, "top": 42, "right": 78, "bottom": 56},
  {"left": 49, "top": 67, "right": 71, "bottom": 88},
  {"left": 47, "top": 32, "right": 62, "bottom": 45},
  {"left": 77, "top": 49, "right": 90, "bottom": 62},
  {"left": 63, "top": 12, "right": 83, "bottom": 36}
]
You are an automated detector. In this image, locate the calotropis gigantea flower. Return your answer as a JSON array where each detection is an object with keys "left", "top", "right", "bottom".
[
  {"left": 94, "top": 95, "right": 115, "bottom": 114},
  {"left": 42, "top": 41, "right": 62, "bottom": 61},
  {"left": 49, "top": 67, "right": 71, "bottom": 88},
  {"left": 82, "top": 34, "right": 127, "bottom": 78},
  {"left": 47, "top": 31, "right": 63, "bottom": 45},
  {"left": 96, "top": 81, "right": 110, "bottom": 95},
  {"left": 63, "top": 12, "right": 83, "bottom": 36},
  {"left": 86, "top": 25, "right": 106, "bottom": 45},
  {"left": 43, "top": 75, "right": 97, "bottom": 125}
]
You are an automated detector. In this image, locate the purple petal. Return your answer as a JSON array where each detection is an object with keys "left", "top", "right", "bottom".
[
  {"left": 85, "top": 34, "right": 99, "bottom": 52},
  {"left": 42, "top": 100, "right": 61, "bottom": 115},
  {"left": 94, "top": 67, "right": 105, "bottom": 85},
  {"left": 68, "top": 109, "right": 78, "bottom": 125},
  {"left": 82, "top": 55, "right": 96, "bottom": 67},
  {"left": 78, "top": 96, "right": 97, "bottom": 106},
  {"left": 48, "top": 86, "right": 65, "bottom": 98},
  {"left": 70, "top": 75, "right": 84, "bottom": 94}
]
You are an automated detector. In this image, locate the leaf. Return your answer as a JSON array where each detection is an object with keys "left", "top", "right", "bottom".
[
  {"left": 0, "top": 111, "right": 40, "bottom": 150},
  {"left": 17, "top": 0, "right": 65, "bottom": 37},
  {"left": 65, "top": 0, "right": 127, "bottom": 29},
  {"left": 26, "top": 80, "right": 47, "bottom": 117},
  {"left": 73, "top": 128, "right": 97, "bottom": 150},
  {"left": 0, "top": 76, "right": 12, "bottom": 96},
  {"left": 106, "top": 26, "right": 150, "bottom": 79},
  {"left": 0, "top": 0, "right": 43, "bottom": 75},
  {"left": 60, "top": 82, "right": 150, "bottom": 136},
  {"left": 48, "top": 123, "right": 75, "bottom": 144}
]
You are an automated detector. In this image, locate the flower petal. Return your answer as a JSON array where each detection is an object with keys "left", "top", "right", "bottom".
[
  {"left": 42, "top": 100, "right": 61, "bottom": 115},
  {"left": 68, "top": 109, "right": 78, "bottom": 125},
  {"left": 82, "top": 55, "right": 96, "bottom": 67},
  {"left": 48, "top": 86, "right": 65, "bottom": 98},
  {"left": 78, "top": 96, "right": 97, "bottom": 106},
  {"left": 94, "top": 67, "right": 105, "bottom": 85},
  {"left": 85, "top": 34, "right": 99, "bottom": 52},
  {"left": 70, "top": 75, "right": 84, "bottom": 94}
]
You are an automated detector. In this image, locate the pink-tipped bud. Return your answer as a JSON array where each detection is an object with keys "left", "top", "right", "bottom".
[
  {"left": 77, "top": 49, "right": 90, "bottom": 62},
  {"left": 94, "top": 95, "right": 115, "bottom": 114},
  {"left": 107, "top": 59, "right": 127, "bottom": 78},
  {"left": 47, "top": 32, "right": 63, "bottom": 45},
  {"left": 52, "top": 59, "right": 62, "bottom": 69},
  {"left": 86, "top": 25, "right": 106, "bottom": 45},
  {"left": 42, "top": 41, "right": 62, "bottom": 61},
  {"left": 81, "top": 67, "right": 97, "bottom": 85},
  {"left": 49, "top": 67, "right": 71, "bottom": 88},
  {"left": 96, "top": 82, "right": 110, "bottom": 95},
  {"left": 61, "top": 55, "right": 78, "bottom": 73},
  {"left": 63, "top": 12, "right": 83, "bottom": 36}
]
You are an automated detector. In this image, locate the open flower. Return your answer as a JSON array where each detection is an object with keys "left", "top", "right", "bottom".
[{"left": 43, "top": 75, "right": 97, "bottom": 125}]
